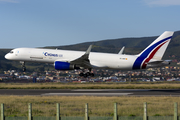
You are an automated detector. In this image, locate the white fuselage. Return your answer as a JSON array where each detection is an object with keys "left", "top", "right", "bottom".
[
  {"left": 5, "top": 48, "right": 137, "bottom": 70},
  {"left": 4, "top": 31, "right": 174, "bottom": 72}
]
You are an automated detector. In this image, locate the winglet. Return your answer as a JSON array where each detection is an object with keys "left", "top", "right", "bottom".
[
  {"left": 118, "top": 46, "right": 125, "bottom": 54},
  {"left": 85, "top": 45, "right": 92, "bottom": 55},
  {"left": 70, "top": 45, "right": 93, "bottom": 68},
  {"left": 71, "top": 45, "right": 92, "bottom": 62}
]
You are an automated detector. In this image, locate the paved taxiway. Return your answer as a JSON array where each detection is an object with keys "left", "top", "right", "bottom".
[{"left": 0, "top": 89, "right": 180, "bottom": 96}]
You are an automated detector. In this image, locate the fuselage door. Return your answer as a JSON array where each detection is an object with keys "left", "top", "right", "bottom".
[{"left": 30, "top": 51, "right": 43, "bottom": 60}]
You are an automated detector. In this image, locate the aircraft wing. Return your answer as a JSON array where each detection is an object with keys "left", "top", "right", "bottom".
[{"left": 70, "top": 45, "right": 93, "bottom": 69}]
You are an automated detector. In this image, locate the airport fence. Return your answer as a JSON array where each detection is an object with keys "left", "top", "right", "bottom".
[{"left": 0, "top": 102, "right": 179, "bottom": 120}]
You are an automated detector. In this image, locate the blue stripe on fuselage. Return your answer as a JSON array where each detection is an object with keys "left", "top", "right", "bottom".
[{"left": 132, "top": 36, "right": 172, "bottom": 70}]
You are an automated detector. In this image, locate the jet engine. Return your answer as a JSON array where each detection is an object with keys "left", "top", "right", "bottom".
[{"left": 54, "top": 61, "right": 80, "bottom": 70}]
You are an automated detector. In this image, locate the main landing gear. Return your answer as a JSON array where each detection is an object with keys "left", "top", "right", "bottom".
[
  {"left": 79, "top": 69, "right": 94, "bottom": 77},
  {"left": 20, "top": 61, "right": 26, "bottom": 72}
]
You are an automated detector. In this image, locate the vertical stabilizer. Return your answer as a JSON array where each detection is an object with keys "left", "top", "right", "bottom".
[
  {"left": 133, "top": 31, "right": 174, "bottom": 69},
  {"left": 138, "top": 31, "right": 174, "bottom": 60}
]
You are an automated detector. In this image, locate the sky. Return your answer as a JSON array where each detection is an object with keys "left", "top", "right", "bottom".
[{"left": 0, "top": 0, "right": 180, "bottom": 48}]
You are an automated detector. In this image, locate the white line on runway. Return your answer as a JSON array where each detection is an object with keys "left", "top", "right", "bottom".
[
  {"left": 72, "top": 89, "right": 150, "bottom": 92},
  {"left": 41, "top": 93, "right": 133, "bottom": 96}
]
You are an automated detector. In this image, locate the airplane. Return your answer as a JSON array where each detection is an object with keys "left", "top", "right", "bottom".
[{"left": 5, "top": 31, "right": 174, "bottom": 77}]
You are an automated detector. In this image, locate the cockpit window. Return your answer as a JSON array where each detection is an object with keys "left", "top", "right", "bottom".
[{"left": 9, "top": 51, "right": 14, "bottom": 54}]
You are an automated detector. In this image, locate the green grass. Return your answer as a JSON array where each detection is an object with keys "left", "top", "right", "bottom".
[
  {"left": 0, "top": 82, "right": 180, "bottom": 117},
  {"left": 0, "top": 96, "right": 179, "bottom": 117},
  {"left": 1, "top": 82, "right": 180, "bottom": 89}
]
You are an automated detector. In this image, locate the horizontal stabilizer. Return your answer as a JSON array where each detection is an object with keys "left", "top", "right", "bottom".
[{"left": 146, "top": 60, "right": 171, "bottom": 68}]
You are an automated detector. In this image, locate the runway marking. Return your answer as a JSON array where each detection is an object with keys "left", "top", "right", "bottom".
[
  {"left": 41, "top": 93, "right": 133, "bottom": 96},
  {"left": 72, "top": 89, "right": 150, "bottom": 92},
  {"left": 72, "top": 89, "right": 109, "bottom": 91}
]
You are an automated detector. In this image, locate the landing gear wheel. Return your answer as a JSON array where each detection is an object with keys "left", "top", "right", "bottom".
[
  {"left": 83, "top": 73, "right": 88, "bottom": 78},
  {"left": 79, "top": 73, "right": 84, "bottom": 76},
  {"left": 22, "top": 67, "right": 26, "bottom": 72},
  {"left": 86, "top": 72, "right": 91, "bottom": 76},
  {"left": 79, "top": 69, "right": 94, "bottom": 77},
  {"left": 90, "top": 73, "right": 94, "bottom": 77}
]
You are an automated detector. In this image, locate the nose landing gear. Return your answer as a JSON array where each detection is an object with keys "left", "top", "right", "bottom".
[
  {"left": 20, "top": 61, "right": 26, "bottom": 72},
  {"left": 22, "top": 66, "right": 26, "bottom": 72}
]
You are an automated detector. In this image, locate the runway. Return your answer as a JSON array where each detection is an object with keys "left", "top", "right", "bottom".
[{"left": 0, "top": 89, "right": 180, "bottom": 96}]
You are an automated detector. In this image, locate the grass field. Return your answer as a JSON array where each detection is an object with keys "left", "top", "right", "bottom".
[
  {"left": 0, "top": 96, "right": 179, "bottom": 117},
  {"left": 0, "top": 82, "right": 180, "bottom": 117},
  {"left": 1, "top": 82, "right": 180, "bottom": 89}
]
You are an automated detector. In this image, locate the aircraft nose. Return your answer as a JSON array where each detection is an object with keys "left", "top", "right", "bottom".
[{"left": 5, "top": 54, "right": 10, "bottom": 59}]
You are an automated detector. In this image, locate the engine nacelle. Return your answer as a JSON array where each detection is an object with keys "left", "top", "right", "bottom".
[{"left": 54, "top": 61, "right": 80, "bottom": 70}]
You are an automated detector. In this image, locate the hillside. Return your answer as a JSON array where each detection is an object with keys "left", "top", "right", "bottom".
[
  {"left": 0, "top": 30, "right": 180, "bottom": 72},
  {"left": 46, "top": 31, "right": 180, "bottom": 58}
]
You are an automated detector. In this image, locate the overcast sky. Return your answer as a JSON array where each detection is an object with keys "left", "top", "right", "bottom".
[{"left": 0, "top": 0, "right": 180, "bottom": 48}]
